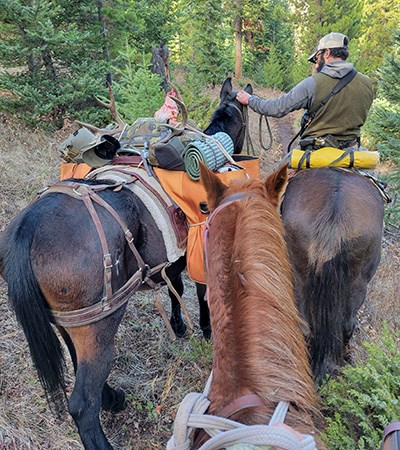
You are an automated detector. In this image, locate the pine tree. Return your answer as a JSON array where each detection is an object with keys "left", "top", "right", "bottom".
[
  {"left": 0, "top": 0, "right": 111, "bottom": 128},
  {"left": 365, "top": 30, "right": 400, "bottom": 223},
  {"left": 176, "top": 0, "right": 232, "bottom": 87},
  {"left": 355, "top": 0, "right": 400, "bottom": 79}
]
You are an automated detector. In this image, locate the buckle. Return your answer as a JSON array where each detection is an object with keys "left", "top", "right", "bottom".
[
  {"left": 103, "top": 254, "right": 113, "bottom": 269},
  {"left": 125, "top": 230, "right": 134, "bottom": 244},
  {"left": 141, "top": 264, "right": 150, "bottom": 284},
  {"left": 101, "top": 297, "right": 111, "bottom": 312}
]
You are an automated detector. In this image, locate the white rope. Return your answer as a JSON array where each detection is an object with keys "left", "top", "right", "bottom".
[{"left": 167, "top": 374, "right": 317, "bottom": 450}]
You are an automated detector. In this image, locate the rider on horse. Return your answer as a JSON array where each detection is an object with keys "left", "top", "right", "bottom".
[{"left": 236, "top": 32, "right": 373, "bottom": 153}]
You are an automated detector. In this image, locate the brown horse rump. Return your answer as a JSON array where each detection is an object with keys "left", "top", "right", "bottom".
[
  {"left": 155, "top": 157, "right": 260, "bottom": 284},
  {"left": 285, "top": 166, "right": 391, "bottom": 203}
]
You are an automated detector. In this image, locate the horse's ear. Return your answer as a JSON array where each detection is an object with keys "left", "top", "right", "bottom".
[
  {"left": 244, "top": 83, "right": 253, "bottom": 95},
  {"left": 200, "top": 162, "right": 227, "bottom": 211},
  {"left": 265, "top": 163, "right": 289, "bottom": 208},
  {"left": 220, "top": 77, "right": 233, "bottom": 103}
]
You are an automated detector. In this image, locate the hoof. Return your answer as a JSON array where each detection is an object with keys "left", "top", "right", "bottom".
[
  {"left": 170, "top": 317, "right": 187, "bottom": 338},
  {"left": 102, "top": 387, "right": 126, "bottom": 413},
  {"left": 202, "top": 327, "right": 212, "bottom": 340}
]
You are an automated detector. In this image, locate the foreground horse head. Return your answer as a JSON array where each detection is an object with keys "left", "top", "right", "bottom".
[
  {"left": 281, "top": 168, "right": 384, "bottom": 383},
  {"left": 191, "top": 163, "right": 324, "bottom": 448},
  {"left": 204, "top": 77, "right": 253, "bottom": 153},
  {"left": 0, "top": 78, "right": 250, "bottom": 450}
]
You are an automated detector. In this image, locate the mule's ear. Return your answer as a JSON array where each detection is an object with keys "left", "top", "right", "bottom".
[
  {"left": 265, "top": 163, "right": 289, "bottom": 209},
  {"left": 220, "top": 77, "right": 233, "bottom": 103},
  {"left": 200, "top": 162, "right": 227, "bottom": 212},
  {"left": 244, "top": 83, "right": 253, "bottom": 95}
]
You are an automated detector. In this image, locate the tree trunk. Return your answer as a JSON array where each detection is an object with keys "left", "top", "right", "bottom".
[
  {"left": 234, "top": 5, "right": 243, "bottom": 79},
  {"left": 42, "top": 47, "right": 57, "bottom": 81},
  {"left": 96, "top": 0, "right": 110, "bottom": 61}
]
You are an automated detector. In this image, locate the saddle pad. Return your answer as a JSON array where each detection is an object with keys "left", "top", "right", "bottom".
[
  {"left": 87, "top": 166, "right": 187, "bottom": 263},
  {"left": 155, "top": 157, "right": 260, "bottom": 284},
  {"left": 290, "top": 147, "right": 379, "bottom": 170}
]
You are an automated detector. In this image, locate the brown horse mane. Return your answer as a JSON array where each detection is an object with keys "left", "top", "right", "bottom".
[{"left": 202, "top": 168, "right": 323, "bottom": 442}]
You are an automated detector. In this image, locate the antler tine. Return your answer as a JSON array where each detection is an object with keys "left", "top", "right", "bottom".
[
  {"left": 75, "top": 81, "right": 127, "bottom": 136},
  {"left": 169, "top": 96, "right": 187, "bottom": 129},
  {"left": 169, "top": 83, "right": 183, "bottom": 101}
]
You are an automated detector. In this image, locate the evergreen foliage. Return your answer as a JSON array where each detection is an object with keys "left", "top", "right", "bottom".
[
  {"left": 0, "top": 0, "right": 111, "bottom": 128},
  {"left": 175, "top": 0, "right": 232, "bottom": 87},
  {"left": 320, "top": 324, "right": 400, "bottom": 449},
  {"left": 112, "top": 45, "right": 165, "bottom": 122},
  {"left": 364, "top": 30, "right": 400, "bottom": 223},
  {"left": 243, "top": 0, "right": 296, "bottom": 89},
  {"left": 291, "top": 0, "right": 362, "bottom": 59},
  {"left": 355, "top": 0, "right": 400, "bottom": 79}
]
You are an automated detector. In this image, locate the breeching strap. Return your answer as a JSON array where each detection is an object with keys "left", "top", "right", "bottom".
[{"left": 41, "top": 181, "right": 169, "bottom": 327}]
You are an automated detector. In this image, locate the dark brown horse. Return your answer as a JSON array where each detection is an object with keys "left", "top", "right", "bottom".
[
  {"left": 0, "top": 77, "right": 253, "bottom": 450},
  {"left": 281, "top": 168, "right": 384, "bottom": 383},
  {"left": 179, "top": 163, "right": 324, "bottom": 448}
]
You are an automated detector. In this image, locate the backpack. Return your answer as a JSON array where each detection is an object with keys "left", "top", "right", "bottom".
[{"left": 119, "top": 118, "right": 172, "bottom": 151}]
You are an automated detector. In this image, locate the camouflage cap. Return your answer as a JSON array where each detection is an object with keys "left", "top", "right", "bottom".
[{"left": 59, "top": 128, "right": 102, "bottom": 163}]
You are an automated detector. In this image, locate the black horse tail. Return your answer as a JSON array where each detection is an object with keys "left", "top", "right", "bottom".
[
  {"left": 305, "top": 213, "right": 351, "bottom": 384},
  {"left": 1, "top": 212, "right": 66, "bottom": 409}
]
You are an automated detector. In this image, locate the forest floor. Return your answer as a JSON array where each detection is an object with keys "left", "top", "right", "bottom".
[{"left": 0, "top": 82, "right": 399, "bottom": 449}]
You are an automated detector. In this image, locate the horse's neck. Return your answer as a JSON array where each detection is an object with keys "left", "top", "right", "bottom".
[{"left": 205, "top": 201, "right": 315, "bottom": 423}]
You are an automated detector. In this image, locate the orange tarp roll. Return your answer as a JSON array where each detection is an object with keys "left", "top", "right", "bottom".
[
  {"left": 155, "top": 158, "right": 260, "bottom": 284},
  {"left": 60, "top": 163, "right": 92, "bottom": 180}
]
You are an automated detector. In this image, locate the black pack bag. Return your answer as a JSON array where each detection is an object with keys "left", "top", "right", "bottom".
[{"left": 152, "top": 136, "right": 186, "bottom": 170}]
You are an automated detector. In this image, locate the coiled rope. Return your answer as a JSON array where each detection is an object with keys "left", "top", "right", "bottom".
[{"left": 167, "top": 374, "right": 317, "bottom": 450}]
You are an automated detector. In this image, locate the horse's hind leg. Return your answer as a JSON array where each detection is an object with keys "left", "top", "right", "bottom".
[
  {"left": 66, "top": 314, "right": 125, "bottom": 450},
  {"left": 57, "top": 325, "right": 125, "bottom": 414}
]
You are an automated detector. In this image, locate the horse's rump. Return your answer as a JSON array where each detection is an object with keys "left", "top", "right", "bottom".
[{"left": 281, "top": 168, "right": 384, "bottom": 381}]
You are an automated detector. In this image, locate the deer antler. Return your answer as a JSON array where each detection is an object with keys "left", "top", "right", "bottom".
[
  {"left": 75, "top": 82, "right": 127, "bottom": 136},
  {"left": 169, "top": 96, "right": 187, "bottom": 129}
]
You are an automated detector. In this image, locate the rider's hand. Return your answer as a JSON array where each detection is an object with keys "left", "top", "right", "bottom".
[{"left": 236, "top": 90, "right": 252, "bottom": 105}]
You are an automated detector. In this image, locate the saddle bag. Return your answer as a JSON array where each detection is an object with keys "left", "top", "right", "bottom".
[{"left": 152, "top": 136, "right": 186, "bottom": 170}]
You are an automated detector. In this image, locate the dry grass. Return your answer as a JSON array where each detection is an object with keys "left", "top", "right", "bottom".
[{"left": 0, "top": 85, "right": 399, "bottom": 449}]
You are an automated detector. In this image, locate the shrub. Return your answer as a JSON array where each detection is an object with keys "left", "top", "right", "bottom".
[{"left": 320, "top": 324, "right": 400, "bottom": 449}]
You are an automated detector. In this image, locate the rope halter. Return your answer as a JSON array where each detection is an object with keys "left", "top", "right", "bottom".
[{"left": 167, "top": 374, "right": 317, "bottom": 450}]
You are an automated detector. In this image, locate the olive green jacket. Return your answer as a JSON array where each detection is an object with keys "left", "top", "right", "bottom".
[{"left": 248, "top": 61, "right": 374, "bottom": 142}]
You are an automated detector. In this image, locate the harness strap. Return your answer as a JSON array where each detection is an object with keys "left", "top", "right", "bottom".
[
  {"left": 42, "top": 181, "right": 172, "bottom": 327},
  {"left": 81, "top": 191, "right": 113, "bottom": 301},
  {"left": 161, "top": 265, "right": 194, "bottom": 332},
  {"left": 49, "top": 268, "right": 145, "bottom": 327}
]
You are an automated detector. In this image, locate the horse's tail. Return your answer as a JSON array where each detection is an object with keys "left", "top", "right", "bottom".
[
  {"left": 305, "top": 212, "right": 351, "bottom": 384},
  {"left": 1, "top": 212, "right": 66, "bottom": 408}
]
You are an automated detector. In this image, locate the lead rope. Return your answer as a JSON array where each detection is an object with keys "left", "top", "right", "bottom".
[
  {"left": 167, "top": 374, "right": 317, "bottom": 450},
  {"left": 258, "top": 114, "right": 273, "bottom": 152}
]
